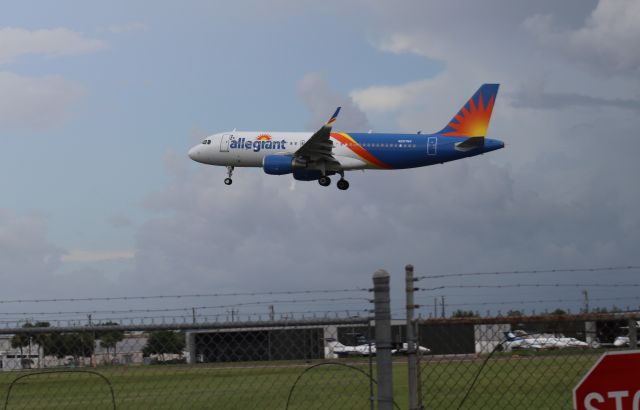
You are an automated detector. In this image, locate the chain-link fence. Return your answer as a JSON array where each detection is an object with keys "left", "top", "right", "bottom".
[
  {"left": 0, "top": 318, "right": 378, "bottom": 409},
  {"left": 0, "top": 267, "right": 638, "bottom": 409},
  {"left": 416, "top": 313, "right": 639, "bottom": 409}
]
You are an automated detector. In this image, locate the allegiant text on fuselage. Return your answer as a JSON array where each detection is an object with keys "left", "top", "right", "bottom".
[{"left": 229, "top": 137, "right": 288, "bottom": 152}]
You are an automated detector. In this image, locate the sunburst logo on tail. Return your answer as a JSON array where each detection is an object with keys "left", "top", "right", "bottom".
[{"left": 440, "top": 85, "right": 498, "bottom": 137}]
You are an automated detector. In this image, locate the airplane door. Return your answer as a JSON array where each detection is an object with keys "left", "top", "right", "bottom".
[
  {"left": 220, "top": 134, "right": 232, "bottom": 152},
  {"left": 427, "top": 137, "right": 437, "bottom": 155}
]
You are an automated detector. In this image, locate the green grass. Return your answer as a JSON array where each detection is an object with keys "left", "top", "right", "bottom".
[
  {"left": 0, "top": 352, "right": 604, "bottom": 409},
  {"left": 419, "top": 351, "right": 603, "bottom": 409}
]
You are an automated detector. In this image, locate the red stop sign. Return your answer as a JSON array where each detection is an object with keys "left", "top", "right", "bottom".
[{"left": 574, "top": 350, "right": 640, "bottom": 410}]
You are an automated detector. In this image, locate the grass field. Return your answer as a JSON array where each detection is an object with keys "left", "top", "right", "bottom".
[
  {"left": 420, "top": 349, "right": 603, "bottom": 409},
  {"left": 0, "top": 351, "right": 604, "bottom": 409}
]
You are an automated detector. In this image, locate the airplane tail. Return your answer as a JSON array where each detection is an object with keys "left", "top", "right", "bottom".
[
  {"left": 437, "top": 84, "right": 499, "bottom": 137},
  {"left": 325, "top": 338, "right": 345, "bottom": 348},
  {"left": 504, "top": 331, "right": 517, "bottom": 341}
]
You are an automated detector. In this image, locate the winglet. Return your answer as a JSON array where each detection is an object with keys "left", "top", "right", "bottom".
[{"left": 326, "top": 107, "right": 341, "bottom": 127}]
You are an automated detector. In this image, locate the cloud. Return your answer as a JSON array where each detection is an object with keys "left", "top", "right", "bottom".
[
  {"left": 0, "top": 71, "right": 85, "bottom": 130},
  {"left": 524, "top": 0, "right": 640, "bottom": 76},
  {"left": 107, "top": 215, "right": 134, "bottom": 228},
  {"left": 0, "top": 209, "right": 64, "bottom": 294},
  {"left": 105, "top": 22, "right": 148, "bottom": 34},
  {"left": 511, "top": 79, "right": 640, "bottom": 111},
  {"left": 119, "top": 1, "right": 640, "bottom": 315},
  {"left": 297, "top": 73, "right": 370, "bottom": 131},
  {"left": 61, "top": 250, "right": 134, "bottom": 263},
  {"left": 0, "top": 27, "right": 106, "bottom": 65}
]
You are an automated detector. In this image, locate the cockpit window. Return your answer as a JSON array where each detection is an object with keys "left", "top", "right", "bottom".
[{"left": 202, "top": 139, "right": 207, "bottom": 144}]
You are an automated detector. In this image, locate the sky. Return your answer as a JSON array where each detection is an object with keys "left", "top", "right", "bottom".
[{"left": 1, "top": 0, "right": 639, "bottom": 322}]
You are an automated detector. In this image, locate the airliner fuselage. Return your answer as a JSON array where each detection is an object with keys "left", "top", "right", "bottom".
[{"left": 188, "top": 84, "right": 505, "bottom": 190}]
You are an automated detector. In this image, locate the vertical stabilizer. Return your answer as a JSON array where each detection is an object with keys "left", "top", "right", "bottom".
[{"left": 437, "top": 84, "right": 499, "bottom": 137}]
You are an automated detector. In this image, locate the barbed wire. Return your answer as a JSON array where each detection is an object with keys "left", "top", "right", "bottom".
[
  {"left": 0, "top": 288, "right": 369, "bottom": 305},
  {"left": 0, "top": 296, "right": 370, "bottom": 317},
  {"left": 421, "top": 283, "right": 640, "bottom": 291},
  {"left": 0, "top": 308, "right": 372, "bottom": 326},
  {"left": 416, "top": 295, "right": 640, "bottom": 309},
  {"left": 415, "top": 265, "right": 639, "bottom": 280}
]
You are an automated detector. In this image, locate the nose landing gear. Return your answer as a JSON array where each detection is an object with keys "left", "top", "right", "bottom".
[{"left": 224, "top": 166, "right": 234, "bottom": 185}]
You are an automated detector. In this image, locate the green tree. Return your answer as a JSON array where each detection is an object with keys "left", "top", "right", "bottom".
[
  {"left": 507, "top": 310, "right": 523, "bottom": 317},
  {"left": 96, "top": 322, "right": 125, "bottom": 362},
  {"left": 550, "top": 308, "right": 567, "bottom": 316},
  {"left": 452, "top": 310, "right": 478, "bottom": 318},
  {"left": 64, "top": 333, "right": 95, "bottom": 361},
  {"left": 11, "top": 321, "right": 51, "bottom": 367},
  {"left": 143, "top": 331, "right": 185, "bottom": 361}
]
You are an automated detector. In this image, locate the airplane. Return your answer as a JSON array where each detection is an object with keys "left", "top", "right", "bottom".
[
  {"left": 188, "top": 84, "right": 504, "bottom": 190},
  {"left": 503, "top": 330, "right": 589, "bottom": 351},
  {"left": 391, "top": 342, "right": 431, "bottom": 355},
  {"left": 325, "top": 337, "right": 376, "bottom": 357}
]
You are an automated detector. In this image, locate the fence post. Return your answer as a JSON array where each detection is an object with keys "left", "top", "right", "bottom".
[
  {"left": 373, "top": 269, "right": 394, "bottom": 410},
  {"left": 628, "top": 317, "right": 637, "bottom": 349},
  {"left": 185, "top": 332, "right": 196, "bottom": 364},
  {"left": 406, "top": 264, "right": 421, "bottom": 410}
]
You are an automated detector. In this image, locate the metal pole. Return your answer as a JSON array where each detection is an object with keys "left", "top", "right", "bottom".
[
  {"left": 582, "top": 290, "right": 589, "bottom": 313},
  {"left": 406, "top": 264, "right": 421, "bottom": 410},
  {"left": 628, "top": 318, "right": 637, "bottom": 349},
  {"left": 373, "top": 269, "right": 394, "bottom": 410}
]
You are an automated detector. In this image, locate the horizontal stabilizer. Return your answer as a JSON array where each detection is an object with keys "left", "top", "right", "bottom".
[{"left": 455, "top": 136, "right": 485, "bottom": 152}]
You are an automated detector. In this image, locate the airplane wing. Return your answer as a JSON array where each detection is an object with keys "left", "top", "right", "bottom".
[{"left": 295, "top": 107, "right": 341, "bottom": 168}]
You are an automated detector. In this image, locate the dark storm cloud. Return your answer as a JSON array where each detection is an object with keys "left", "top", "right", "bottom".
[
  {"left": 511, "top": 86, "right": 640, "bottom": 111},
  {"left": 297, "top": 73, "right": 371, "bottom": 131},
  {"left": 4, "top": 0, "right": 634, "bottom": 318},
  {"left": 120, "top": 0, "right": 640, "bottom": 316}
]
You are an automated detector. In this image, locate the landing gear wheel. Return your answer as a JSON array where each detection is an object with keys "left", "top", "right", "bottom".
[
  {"left": 224, "top": 166, "right": 234, "bottom": 186},
  {"left": 318, "top": 176, "right": 331, "bottom": 187},
  {"left": 337, "top": 179, "right": 349, "bottom": 190}
]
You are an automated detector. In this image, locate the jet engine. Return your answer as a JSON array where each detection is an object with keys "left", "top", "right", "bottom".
[{"left": 262, "top": 155, "right": 304, "bottom": 175}]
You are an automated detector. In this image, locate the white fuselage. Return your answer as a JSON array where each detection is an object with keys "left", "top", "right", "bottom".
[{"left": 189, "top": 132, "right": 370, "bottom": 170}]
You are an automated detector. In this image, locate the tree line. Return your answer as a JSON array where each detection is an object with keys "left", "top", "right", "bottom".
[{"left": 10, "top": 322, "right": 185, "bottom": 365}]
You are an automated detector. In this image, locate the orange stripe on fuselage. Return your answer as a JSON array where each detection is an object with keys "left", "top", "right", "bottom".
[{"left": 331, "top": 132, "right": 391, "bottom": 169}]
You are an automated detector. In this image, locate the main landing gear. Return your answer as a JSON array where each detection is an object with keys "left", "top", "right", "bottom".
[
  {"left": 318, "top": 176, "right": 331, "bottom": 187},
  {"left": 224, "top": 166, "right": 234, "bottom": 185},
  {"left": 336, "top": 171, "right": 349, "bottom": 190},
  {"left": 318, "top": 171, "right": 349, "bottom": 190}
]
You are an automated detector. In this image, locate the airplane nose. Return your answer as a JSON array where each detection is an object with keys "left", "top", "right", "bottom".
[{"left": 188, "top": 146, "right": 200, "bottom": 162}]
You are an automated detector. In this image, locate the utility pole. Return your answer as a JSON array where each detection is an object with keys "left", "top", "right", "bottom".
[
  {"left": 269, "top": 305, "right": 275, "bottom": 321},
  {"left": 434, "top": 298, "right": 437, "bottom": 318},
  {"left": 582, "top": 290, "right": 589, "bottom": 313},
  {"left": 192, "top": 307, "right": 196, "bottom": 324},
  {"left": 441, "top": 296, "right": 445, "bottom": 318}
]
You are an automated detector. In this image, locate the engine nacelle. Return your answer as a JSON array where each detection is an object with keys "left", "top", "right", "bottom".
[{"left": 263, "top": 155, "right": 295, "bottom": 175}]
